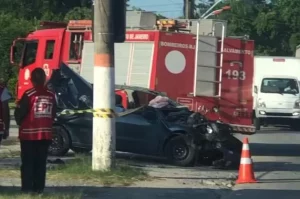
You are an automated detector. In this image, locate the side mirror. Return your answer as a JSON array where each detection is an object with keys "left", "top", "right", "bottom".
[
  {"left": 254, "top": 86, "right": 258, "bottom": 94},
  {"left": 10, "top": 38, "right": 25, "bottom": 66},
  {"left": 10, "top": 46, "right": 17, "bottom": 65}
]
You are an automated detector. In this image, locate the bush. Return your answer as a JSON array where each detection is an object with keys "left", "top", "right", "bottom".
[{"left": 7, "top": 76, "right": 17, "bottom": 100}]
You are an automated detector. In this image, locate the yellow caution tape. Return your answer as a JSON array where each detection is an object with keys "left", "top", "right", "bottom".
[
  {"left": 60, "top": 108, "right": 117, "bottom": 118},
  {"left": 58, "top": 106, "right": 146, "bottom": 118}
]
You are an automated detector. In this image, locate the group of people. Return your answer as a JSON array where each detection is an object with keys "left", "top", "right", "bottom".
[{"left": 1, "top": 68, "right": 56, "bottom": 194}]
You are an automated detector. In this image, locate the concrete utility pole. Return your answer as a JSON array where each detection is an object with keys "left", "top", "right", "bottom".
[
  {"left": 184, "top": 0, "right": 194, "bottom": 19},
  {"left": 92, "top": 0, "right": 116, "bottom": 171},
  {"left": 184, "top": 0, "right": 190, "bottom": 19}
]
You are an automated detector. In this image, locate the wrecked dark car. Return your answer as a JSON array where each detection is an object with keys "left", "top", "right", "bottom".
[{"left": 47, "top": 64, "right": 242, "bottom": 168}]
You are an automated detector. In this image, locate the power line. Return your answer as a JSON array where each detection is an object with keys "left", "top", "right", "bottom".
[
  {"left": 150, "top": 9, "right": 182, "bottom": 13},
  {"left": 134, "top": 3, "right": 182, "bottom": 8}
]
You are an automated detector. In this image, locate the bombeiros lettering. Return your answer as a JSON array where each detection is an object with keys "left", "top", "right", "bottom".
[
  {"left": 126, "top": 33, "right": 149, "bottom": 40},
  {"left": 160, "top": 41, "right": 195, "bottom": 49}
]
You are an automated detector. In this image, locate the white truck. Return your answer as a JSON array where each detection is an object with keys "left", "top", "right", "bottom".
[{"left": 253, "top": 56, "right": 300, "bottom": 130}]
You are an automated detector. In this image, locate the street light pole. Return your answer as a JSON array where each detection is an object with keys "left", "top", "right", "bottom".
[
  {"left": 200, "top": 0, "right": 223, "bottom": 19},
  {"left": 202, "top": 6, "right": 231, "bottom": 19}
]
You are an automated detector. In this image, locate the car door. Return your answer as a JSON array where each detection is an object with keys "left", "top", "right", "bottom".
[{"left": 116, "top": 107, "right": 163, "bottom": 155}]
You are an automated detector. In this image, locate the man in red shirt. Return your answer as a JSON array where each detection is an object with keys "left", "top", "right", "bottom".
[
  {"left": 15, "top": 68, "right": 56, "bottom": 194},
  {"left": 0, "top": 82, "right": 11, "bottom": 143}
]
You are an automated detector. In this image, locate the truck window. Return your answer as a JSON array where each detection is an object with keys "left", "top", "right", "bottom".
[
  {"left": 22, "top": 41, "right": 38, "bottom": 67},
  {"left": 44, "top": 40, "right": 55, "bottom": 59},
  {"left": 69, "top": 33, "right": 84, "bottom": 60},
  {"left": 261, "top": 78, "right": 299, "bottom": 94}
]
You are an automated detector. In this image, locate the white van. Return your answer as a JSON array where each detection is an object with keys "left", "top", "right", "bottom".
[{"left": 253, "top": 57, "right": 300, "bottom": 130}]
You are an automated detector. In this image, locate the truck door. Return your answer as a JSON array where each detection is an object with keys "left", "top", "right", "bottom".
[
  {"left": 40, "top": 37, "right": 60, "bottom": 79},
  {"left": 17, "top": 37, "right": 60, "bottom": 100},
  {"left": 17, "top": 39, "right": 40, "bottom": 100}
]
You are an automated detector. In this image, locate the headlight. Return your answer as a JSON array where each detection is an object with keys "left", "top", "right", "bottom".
[
  {"left": 294, "top": 100, "right": 300, "bottom": 108},
  {"left": 258, "top": 98, "right": 266, "bottom": 108},
  {"left": 206, "top": 125, "right": 213, "bottom": 134}
]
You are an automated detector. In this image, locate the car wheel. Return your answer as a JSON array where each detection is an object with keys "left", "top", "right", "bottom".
[
  {"left": 71, "top": 147, "right": 92, "bottom": 154},
  {"left": 49, "top": 125, "right": 70, "bottom": 156},
  {"left": 165, "top": 135, "right": 196, "bottom": 167}
]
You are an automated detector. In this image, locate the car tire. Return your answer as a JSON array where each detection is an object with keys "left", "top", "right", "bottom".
[
  {"left": 71, "top": 147, "right": 92, "bottom": 154},
  {"left": 49, "top": 125, "right": 71, "bottom": 156},
  {"left": 164, "top": 135, "right": 196, "bottom": 167}
]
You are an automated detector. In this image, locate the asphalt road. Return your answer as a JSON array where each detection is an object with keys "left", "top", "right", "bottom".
[{"left": 224, "top": 126, "right": 300, "bottom": 199}]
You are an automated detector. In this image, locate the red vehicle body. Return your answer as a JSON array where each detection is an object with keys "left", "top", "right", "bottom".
[{"left": 11, "top": 19, "right": 255, "bottom": 135}]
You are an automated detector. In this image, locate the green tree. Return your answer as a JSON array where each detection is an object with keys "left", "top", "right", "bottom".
[
  {"left": 0, "top": 13, "right": 35, "bottom": 96},
  {"left": 64, "top": 7, "right": 92, "bottom": 21}
]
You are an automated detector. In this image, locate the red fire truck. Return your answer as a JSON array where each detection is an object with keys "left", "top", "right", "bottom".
[{"left": 10, "top": 19, "right": 255, "bottom": 135}]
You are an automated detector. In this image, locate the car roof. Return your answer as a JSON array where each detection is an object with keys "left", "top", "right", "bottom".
[{"left": 115, "top": 84, "right": 166, "bottom": 96}]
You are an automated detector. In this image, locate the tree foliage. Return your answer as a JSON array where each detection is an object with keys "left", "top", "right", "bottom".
[
  {"left": 195, "top": 0, "right": 300, "bottom": 56},
  {"left": 1, "top": 0, "right": 300, "bottom": 96}
]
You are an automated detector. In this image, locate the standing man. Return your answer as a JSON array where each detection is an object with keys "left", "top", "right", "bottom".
[
  {"left": 14, "top": 68, "right": 56, "bottom": 194},
  {"left": 0, "top": 81, "right": 11, "bottom": 143}
]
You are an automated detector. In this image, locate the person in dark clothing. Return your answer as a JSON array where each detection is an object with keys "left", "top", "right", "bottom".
[
  {"left": 0, "top": 82, "right": 11, "bottom": 144},
  {"left": 15, "top": 68, "right": 56, "bottom": 194}
]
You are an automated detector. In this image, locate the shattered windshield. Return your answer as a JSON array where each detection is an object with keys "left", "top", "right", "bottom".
[{"left": 260, "top": 78, "right": 299, "bottom": 94}]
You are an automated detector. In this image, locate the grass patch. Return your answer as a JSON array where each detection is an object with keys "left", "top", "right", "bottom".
[
  {"left": 1, "top": 137, "right": 19, "bottom": 146},
  {"left": 9, "top": 102, "right": 16, "bottom": 109},
  {"left": 0, "top": 150, "right": 20, "bottom": 159},
  {"left": 0, "top": 192, "right": 82, "bottom": 199},
  {"left": 48, "top": 155, "right": 149, "bottom": 186},
  {"left": 0, "top": 155, "right": 149, "bottom": 186}
]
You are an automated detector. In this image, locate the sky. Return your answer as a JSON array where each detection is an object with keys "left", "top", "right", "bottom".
[{"left": 129, "top": 0, "right": 184, "bottom": 18}]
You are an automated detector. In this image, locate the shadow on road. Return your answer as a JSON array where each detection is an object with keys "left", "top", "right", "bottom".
[
  {"left": 258, "top": 178, "right": 300, "bottom": 183},
  {"left": 253, "top": 161, "right": 300, "bottom": 172},
  {"left": 116, "top": 152, "right": 239, "bottom": 171},
  {"left": 250, "top": 143, "right": 300, "bottom": 157},
  {"left": 256, "top": 125, "right": 300, "bottom": 133},
  {"left": 0, "top": 186, "right": 231, "bottom": 199},
  {"left": 224, "top": 189, "right": 300, "bottom": 199}
]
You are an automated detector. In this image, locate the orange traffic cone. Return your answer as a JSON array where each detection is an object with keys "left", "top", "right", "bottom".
[{"left": 236, "top": 137, "right": 257, "bottom": 184}]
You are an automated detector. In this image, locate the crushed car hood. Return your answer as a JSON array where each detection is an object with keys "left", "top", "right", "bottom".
[{"left": 47, "top": 63, "right": 93, "bottom": 110}]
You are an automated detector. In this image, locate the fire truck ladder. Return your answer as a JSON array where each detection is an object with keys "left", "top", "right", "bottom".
[{"left": 192, "top": 21, "right": 225, "bottom": 98}]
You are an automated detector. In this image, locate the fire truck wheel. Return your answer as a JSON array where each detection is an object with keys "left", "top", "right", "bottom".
[
  {"left": 164, "top": 135, "right": 196, "bottom": 167},
  {"left": 254, "top": 117, "right": 261, "bottom": 130},
  {"left": 49, "top": 125, "right": 71, "bottom": 156}
]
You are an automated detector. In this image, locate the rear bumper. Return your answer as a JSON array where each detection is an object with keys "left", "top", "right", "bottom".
[{"left": 229, "top": 124, "right": 256, "bottom": 135}]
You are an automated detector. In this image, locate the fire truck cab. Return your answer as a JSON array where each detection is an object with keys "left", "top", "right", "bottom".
[{"left": 10, "top": 15, "right": 256, "bottom": 135}]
